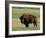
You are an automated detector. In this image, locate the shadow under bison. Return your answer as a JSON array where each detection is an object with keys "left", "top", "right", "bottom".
[{"left": 19, "top": 14, "right": 37, "bottom": 28}]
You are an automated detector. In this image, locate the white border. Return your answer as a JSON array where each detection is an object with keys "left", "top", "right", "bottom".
[{"left": 9, "top": 4, "right": 43, "bottom": 35}]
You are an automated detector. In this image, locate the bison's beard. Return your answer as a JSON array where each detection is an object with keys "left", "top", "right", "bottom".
[{"left": 21, "top": 19, "right": 24, "bottom": 24}]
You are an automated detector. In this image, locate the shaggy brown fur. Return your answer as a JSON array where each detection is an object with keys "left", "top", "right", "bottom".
[{"left": 20, "top": 14, "right": 37, "bottom": 28}]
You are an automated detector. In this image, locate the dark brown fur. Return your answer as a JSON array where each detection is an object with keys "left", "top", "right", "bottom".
[{"left": 19, "top": 14, "right": 37, "bottom": 28}]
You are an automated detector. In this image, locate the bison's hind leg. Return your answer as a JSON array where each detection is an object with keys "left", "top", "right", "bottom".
[
  {"left": 25, "top": 24, "right": 29, "bottom": 28},
  {"left": 34, "top": 23, "right": 37, "bottom": 27},
  {"left": 35, "top": 23, "right": 37, "bottom": 27}
]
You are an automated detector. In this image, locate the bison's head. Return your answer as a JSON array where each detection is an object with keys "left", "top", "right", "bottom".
[
  {"left": 19, "top": 15, "right": 24, "bottom": 24},
  {"left": 19, "top": 15, "right": 29, "bottom": 28}
]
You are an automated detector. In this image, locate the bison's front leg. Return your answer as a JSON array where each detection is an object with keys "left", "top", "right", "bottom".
[{"left": 25, "top": 24, "right": 29, "bottom": 28}]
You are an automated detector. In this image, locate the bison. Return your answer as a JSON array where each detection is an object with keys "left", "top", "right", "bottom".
[{"left": 19, "top": 14, "right": 37, "bottom": 28}]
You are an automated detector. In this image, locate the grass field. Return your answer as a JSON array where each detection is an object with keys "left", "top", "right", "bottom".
[{"left": 12, "top": 7, "right": 40, "bottom": 31}]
